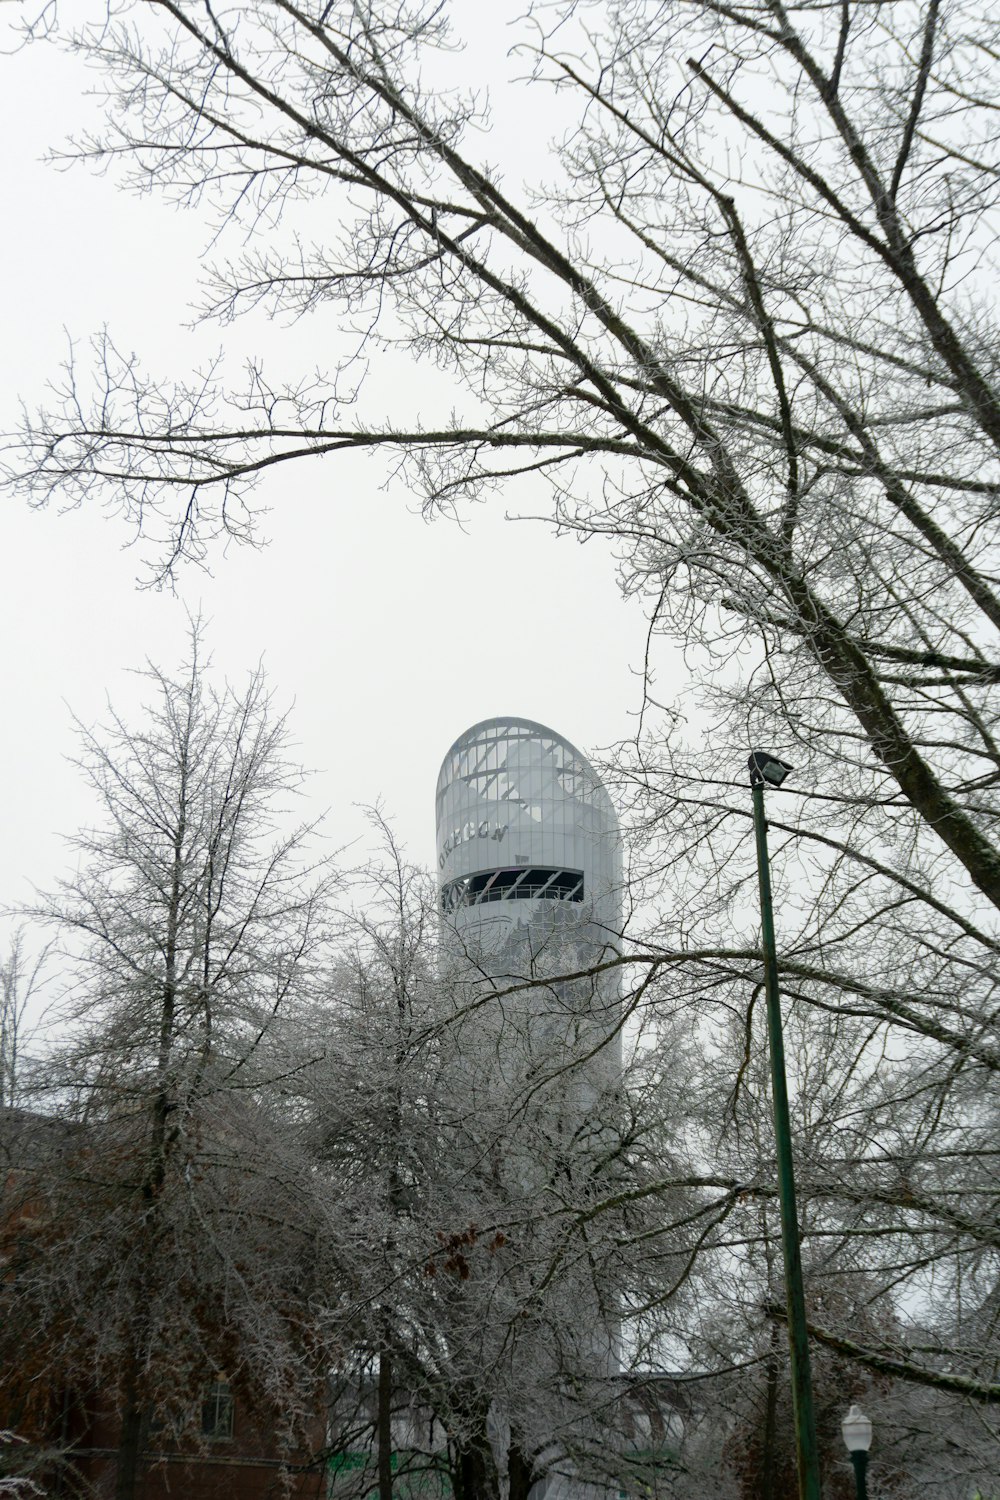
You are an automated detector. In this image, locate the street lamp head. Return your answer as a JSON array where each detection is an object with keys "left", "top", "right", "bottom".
[
  {"left": 748, "top": 750, "right": 794, "bottom": 789},
  {"left": 841, "top": 1405, "right": 873, "bottom": 1453}
]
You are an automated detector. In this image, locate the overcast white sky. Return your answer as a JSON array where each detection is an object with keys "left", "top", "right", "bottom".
[{"left": 0, "top": 6, "right": 688, "bottom": 918}]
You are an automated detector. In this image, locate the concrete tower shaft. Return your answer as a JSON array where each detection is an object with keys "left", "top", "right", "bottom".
[{"left": 434, "top": 719, "right": 623, "bottom": 1500}]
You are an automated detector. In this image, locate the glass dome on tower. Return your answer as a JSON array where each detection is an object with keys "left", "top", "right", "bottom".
[{"left": 435, "top": 717, "right": 621, "bottom": 945}]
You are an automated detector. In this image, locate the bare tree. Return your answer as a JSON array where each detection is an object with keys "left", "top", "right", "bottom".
[
  {"left": 0, "top": 626, "right": 339, "bottom": 1500},
  {"left": 0, "top": 931, "right": 49, "bottom": 1111},
  {"left": 289, "top": 816, "right": 709, "bottom": 1500}
]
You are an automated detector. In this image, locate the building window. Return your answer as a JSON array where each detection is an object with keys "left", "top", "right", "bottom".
[
  {"left": 441, "top": 868, "right": 584, "bottom": 911},
  {"left": 201, "top": 1381, "right": 234, "bottom": 1439}
]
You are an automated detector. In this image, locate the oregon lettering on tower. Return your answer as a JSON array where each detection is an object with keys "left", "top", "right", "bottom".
[{"left": 438, "top": 821, "right": 508, "bottom": 869}]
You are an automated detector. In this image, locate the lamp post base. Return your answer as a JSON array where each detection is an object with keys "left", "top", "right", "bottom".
[{"left": 850, "top": 1449, "right": 868, "bottom": 1500}]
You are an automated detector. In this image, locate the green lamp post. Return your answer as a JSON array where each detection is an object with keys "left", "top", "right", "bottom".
[
  {"left": 841, "top": 1405, "right": 872, "bottom": 1499},
  {"left": 748, "top": 751, "right": 821, "bottom": 1500}
]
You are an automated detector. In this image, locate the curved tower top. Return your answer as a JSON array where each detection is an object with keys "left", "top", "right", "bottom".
[{"left": 435, "top": 717, "right": 621, "bottom": 940}]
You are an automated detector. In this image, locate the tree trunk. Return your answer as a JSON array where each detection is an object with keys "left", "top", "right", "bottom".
[
  {"left": 456, "top": 1406, "right": 500, "bottom": 1500},
  {"left": 114, "top": 1352, "right": 143, "bottom": 1500},
  {"left": 378, "top": 1348, "right": 393, "bottom": 1500},
  {"left": 508, "top": 1442, "right": 534, "bottom": 1500},
  {"left": 459, "top": 1445, "right": 500, "bottom": 1500},
  {"left": 759, "top": 1320, "right": 780, "bottom": 1500}
]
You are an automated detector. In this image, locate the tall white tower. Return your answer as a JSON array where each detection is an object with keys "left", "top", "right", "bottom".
[{"left": 435, "top": 718, "right": 623, "bottom": 1500}]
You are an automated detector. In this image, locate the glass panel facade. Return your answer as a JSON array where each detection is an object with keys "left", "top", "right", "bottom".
[{"left": 435, "top": 718, "right": 621, "bottom": 941}]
